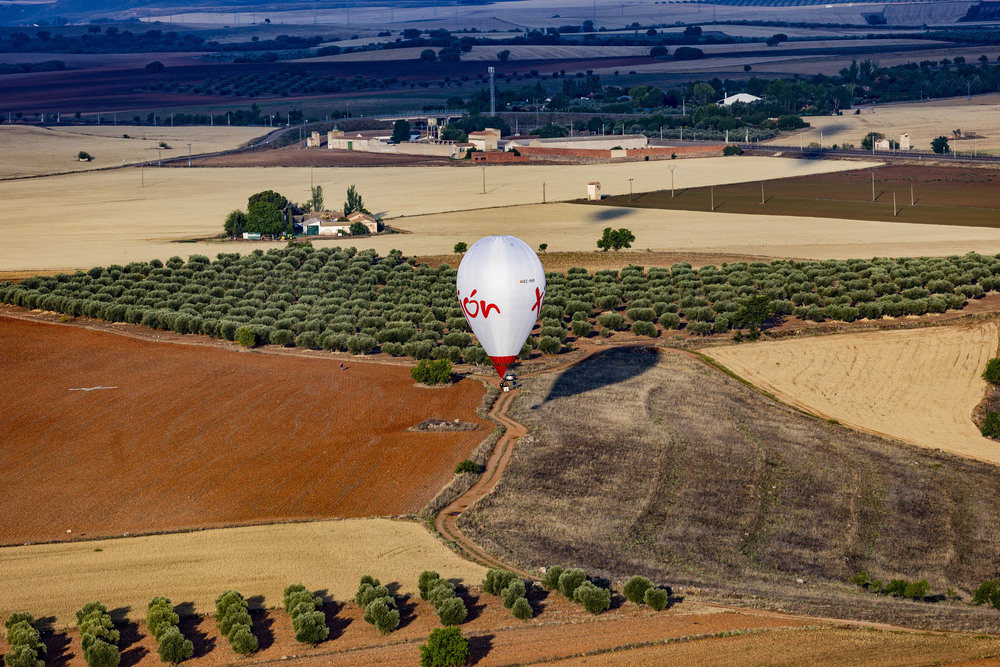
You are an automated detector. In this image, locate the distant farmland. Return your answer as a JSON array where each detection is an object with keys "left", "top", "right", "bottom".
[{"left": 591, "top": 164, "right": 1000, "bottom": 228}]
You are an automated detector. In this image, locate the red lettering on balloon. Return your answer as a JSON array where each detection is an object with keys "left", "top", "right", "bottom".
[
  {"left": 531, "top": 287, "right": 544, "bottom": 313},
  {"left": 459, "top": 288, "right": 501, "bottom": 319}
]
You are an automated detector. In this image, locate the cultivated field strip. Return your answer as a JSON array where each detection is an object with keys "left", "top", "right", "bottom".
[
  {"left": 0, "top": 519, "right": 486, "bottom": 629},
  {"left": 708, "top": 321, "right": 1000, "bottom": 464}
]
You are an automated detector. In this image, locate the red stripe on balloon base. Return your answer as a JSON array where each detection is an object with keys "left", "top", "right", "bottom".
[{"left": 490, "top": 355, "right": 517, "bottom": 378}]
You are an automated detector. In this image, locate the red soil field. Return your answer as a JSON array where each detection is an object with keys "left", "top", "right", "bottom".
[{"left": 0, "top": 316, "right": 486, "bottom": 546}]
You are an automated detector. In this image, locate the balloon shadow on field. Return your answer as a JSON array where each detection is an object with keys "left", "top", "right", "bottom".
[
  {"left": 588, "top": 207, "right": 636, "bottom": 222},
  {"left": 536, "top": 347, "right": 660, "bottom": 406}
]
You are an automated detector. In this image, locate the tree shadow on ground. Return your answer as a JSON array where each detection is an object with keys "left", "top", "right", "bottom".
[
  {"left": 527, "top": 586, "right": 550, "bottom": 616},
  {"left": 396, "top": 594, "right": 419, "bottom": 630},
  {"left": 468, "top": 633, "right": 495, "bottom": 666},
  {"left": 459, "top": 588, "right": 487, "bottom": 623},
  {"left": 316, "top": 591, "right": 351, "bottom": 641},
  {"left": 175, "top": 604, "right": 215, "bottom": 659},
  {"left": 247, "top": 600, "right": 274, "bottom": 652},
  {"left": 41, "top": 628, "right": 72, "bottom": 667},
  {"left": 537, "top": 347, "right": 659, "bottom": 405},
  {"left": 113, "top": 614, "right": 147, "bottom": 667}
]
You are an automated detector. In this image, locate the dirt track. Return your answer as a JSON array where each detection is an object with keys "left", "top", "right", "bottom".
[{"left": 0, "top": 315, "right": 486, "bottom": 545}]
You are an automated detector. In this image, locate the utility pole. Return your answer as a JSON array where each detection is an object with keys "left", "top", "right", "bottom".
[
  {"left": 668, "top": 164, "right": 676, "bottom": 198},
  {"left": 910, "top": 181, "right": 914, "bottom": 206},
  {"left": 711, "top": 186, "right": 714, "bottom": 211},
  {"left": 761, "top": 181, "right": 764, "bottom": 204},
  {"left": 188, "top": 143, "right": 192, "bottom": 167},
  {"left": 488, "top": 66, "right": 496, "bottom": 117},
  {"left": 893, "top": 191, "right": 897, "bottom": 217},
  {"left": 481, "top": 165, "right": 486, "bottom": 194},
  {"left": 542, "top": 182, "right": 546, "bottom": 203},
  {"left": 628, "top": 178, "right": 634, "bottom": 201},
  {"left": 871, "top": 169, "right": 876, "bottom": 201},
  {"left": 158, "top": 146, "right": 161, "bottom": 167}
]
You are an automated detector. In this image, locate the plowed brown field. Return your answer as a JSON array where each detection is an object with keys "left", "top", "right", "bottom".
[{"left": 0, "top": 316, "right": 486, "bottom": 546}]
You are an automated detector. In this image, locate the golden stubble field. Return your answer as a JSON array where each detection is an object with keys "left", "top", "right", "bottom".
[
  {"left": 0, "top": 519, "right": 486, "bottom": 628},
  {"left": 765, "top": 94, "right": 1000, "bottom": 154},
  {"left": 708, "top": 321, "right": 1000, "bottom": 464},
  {"left": 0, "top": 156, "right": 882, "bottom": 271},
  {"left": 0, "top": 125, "right": 265, "bottom": 178}
]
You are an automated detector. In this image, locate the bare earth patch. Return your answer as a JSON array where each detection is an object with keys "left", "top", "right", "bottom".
[
  {"left": 708, "top": 321, "right": 1000, "bottom": 465},
  {"left": 0, "top": 315, "right": 486, "bottom": 546}
]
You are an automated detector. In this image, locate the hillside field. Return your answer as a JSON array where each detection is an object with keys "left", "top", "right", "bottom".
[
  {"left": 0, "top": 315, "right": 486, "bottom": 545},
  {"left": 708, "top": 321, "right": 1000, "bottom": 464},
  {"left": 461, "top": 347, "right": 1000, "bottom": 632}
]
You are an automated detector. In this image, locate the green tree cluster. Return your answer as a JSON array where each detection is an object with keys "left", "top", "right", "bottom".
[
  {"left": 481, "top": 568, "right": 532, "bottom": 620},
  {"left": 596, "top": 227, "right": 635, "bottom": 252},
  {"left": 411, "top": 359, "right": 452, "bottom": 385},
  {"left": 215, "top": 590, "right": 258, "bottom": 655},
  {"left": 419, "top": 627, "right": 469, "bottom": 667},
  {"left": 419, "top": 571, "right": 468, "bottom": 626},
  {"left": 283, "top": 584, "right": 329, "bottom": 645},
  {"left": 544, "top": 566, "right": 610, "bottom": 615},
  {"left": 355, "top": 576, "right": 400, "bottom": 634},
  {"left": 76, "top": 602, "right": 120, "bottom": 667},
  {"left": 147, "top": 597, "right": 194, "bottom": 665},
  {"left": 4, "top": 613, "right": 45, "bottom": 667}
]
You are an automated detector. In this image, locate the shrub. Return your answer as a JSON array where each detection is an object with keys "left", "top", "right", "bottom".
[
  {"left": 511, "top": 597, "right": 533, "bottom": 620},
  {"left": 501, "top": 580, "right": 526, "bottom": 609},
  {"left": 412, "top": 359, "right": 453, "bottom": 384},
  {"left": 598, "top": 312, "right": 626, "bottom": 330},
  {"left": 538, "top": 336, "right": 561, "bottom": 354},
  {"left": 482, "top": 568, "right": 518, "bottom": 596},
  {"left": 623, "top": 576, "right": 652, "bottom": 604},
  {"left": 269, "top": 328, "right": 295, "bottom": 346},
  {"left": 973, "top": 580, "right": 1000, "bottom": 608},
  {"left": 454, "top": 459, "right": 479, "bottom": 474},
  {"left": 983, "top": 358, "right": 1000, "bottom": 384},
  {"left": 83, "top": 639, "right": 120, "bottom": 667},
  {"left": 4, "top": 614, "right": 45, "bottom": 667},
  {"left": 723, "top": 144, "right": 743, "bottom": 156},
  {"left": 419, "top": 627, "right": 469, "bottom": 667},
  {"left": 658, "top": 312, "right": 681, "bottom": 329},
  {"left": 644, "top": 587, "right": 668, "bottom": 611},
  {"left": 419, "top": 571, "right": 441, "bottom": 600},
  {"left": 573, "top": 581, "right": 610, "bottom": 615},
  {"left": 146, "top": 597, "right": 179, "bottom": 640},
  {"left": 235, "top": 326, "right": 257, "bottom": 347},
  {"left": 347, "top": 333, "right": 376, "bottom": 354},
  {"left": 292, "top": 610, "right": 329, "bottom": 644},
  {"left": 435, "top": 597, "right": 468, "bottom": 626},
  {"left": 571, "top": 319, "right": 592, "bottom": 337},
  {"left": 557, "top": 568, "right": 587, "bottom": 599},
  {"left": 884, "top": 579, "right": 908, "bottom": 597},
  {"left": 227, "top": 624, "right": 258, "bottom": 655},
  {"left": 848, "top": 571, "right": 869, "bottom": 588},
  {"left": 156, "top": 626, "right": 194, "bottom": 665},
  {"left": 356, "top": 584, "right": 390, "bottom": 609},
  {"left": 903, "top": 580, "right": 930, "bottom": 600},
  {"left": 77, "top": 602, "right": 120, "bottom": 667},
  {"left": 982, "top": 412, "right": 1000, "bottom": 438},
  {"left": 363, "top": 598, "right": 400, "bottom": 634},
  {"left": 427, "top": 580, "right": 456, "bottom": 608},
  {"left": 541, "top": 566, "right": 564, "bottom": 590},
  {"left": 630, "top": 321, "right": 657, "bottom": 337}
]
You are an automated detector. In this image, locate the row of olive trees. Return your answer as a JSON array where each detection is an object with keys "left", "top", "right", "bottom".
[
  {"left": 214, "top": 591, "right": 259, "bottom": 656},
  {"left": 4, "top": 613, "right": 46, "bottom": 667},
  {"left": 419, "top": 571, "right": 469, "bottom": 625},
  {"left": 355, "top": 576, "right": 400, "bottom": 634},
  {"left": 147, "top": 598, "right": 194, "bottom": 665},
  {"left": 481, "top": 569, "right": 533, "bottom": 620},
  {"left": 76, "top": 602, "right": 120, "bottom": 667},
  {"left": 2, "top": 247, "right": 999, "bottom": 357}
]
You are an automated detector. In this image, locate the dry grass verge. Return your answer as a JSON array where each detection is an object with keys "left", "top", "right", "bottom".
[
  {"left": 418, "top": 425, "right": 506, "bottom": 520},
  {"left": 460, "top": 347, "right": 1000, "bottom": 632}
]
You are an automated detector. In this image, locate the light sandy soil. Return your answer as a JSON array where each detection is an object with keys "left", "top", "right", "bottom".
[
  {"left": 766, "top": 94, "right": 1000, "bottom": 154},
  {"left": 0, "top": 125, "right": 266, "bottom": 178},
  {"left": 707, "top": 321, "right": 1000, "bottom": 464},
  {"left": 0, "top": 519, "right": 486, "bottom": 628},
  {"left": 0, "top": 156, "right": 876, "bottom": 271}
]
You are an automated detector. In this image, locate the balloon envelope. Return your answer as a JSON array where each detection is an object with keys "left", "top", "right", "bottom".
[{"left": 457, "top": 236, "right": 545, "bottom": 378}]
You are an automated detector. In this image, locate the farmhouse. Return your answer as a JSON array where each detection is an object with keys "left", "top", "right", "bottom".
[
  {"left": 468, "top": 128, "right": 501, "bottom": 151},
  {"left": 874, "top": 138, "right": 892, "bottom": 151},
  {"left": 299, "top": 211, "right": 378, "bottom": 236}
]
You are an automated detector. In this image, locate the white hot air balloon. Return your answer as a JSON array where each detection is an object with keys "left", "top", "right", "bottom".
[{"left": 457, "top": 235, "right": 546, "bottom": 378}]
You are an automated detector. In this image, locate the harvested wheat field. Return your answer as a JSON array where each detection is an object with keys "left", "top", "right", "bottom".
[
  {"left": 0, "top": 125, "right": 264, "bottom": 179},
  {"left": 0, "top": 315, "right": 486, "bottom": 545},
  {"left": 0, "top": 519, "right": 486, "bottom": 628},
  {"left": 766, "top": 94, "right": 1000, "bottom": 154},
  {"left": 0, "top": 157, "right": 870, "bottom": 271},
  {"left": 708, "top": 321, "right": 1000, "bottom": 464},
  {"left": 462, "top": 347, "right": 1000, "bottom": 631}
]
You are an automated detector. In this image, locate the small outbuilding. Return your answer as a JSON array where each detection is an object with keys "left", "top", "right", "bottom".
[{"left": 588, "top": 182, "right": 601, "bottom": 200}]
